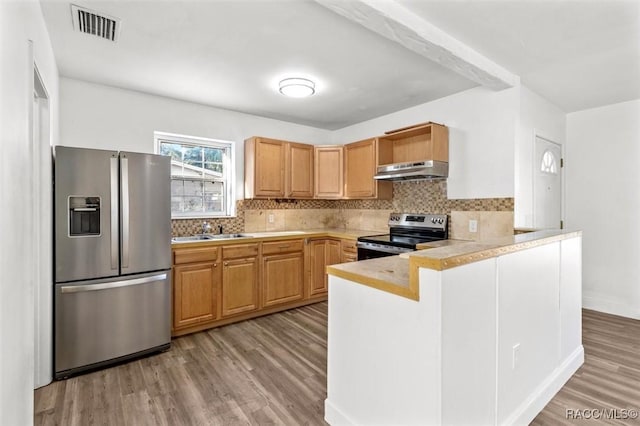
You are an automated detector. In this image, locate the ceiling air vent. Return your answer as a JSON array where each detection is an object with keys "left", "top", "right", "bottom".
[{"left": 71, "top": 4, "right": 121, "bottom": 42}]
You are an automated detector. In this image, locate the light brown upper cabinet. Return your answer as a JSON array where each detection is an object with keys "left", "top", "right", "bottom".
[
  {"left": 287, "top": 142, "right": 314, "bottom": 198},
  {"left": 314, "top": 145, "right": 344, "bottom": 199},
  {"left": 378, "top": 122, "right": 449, "bottom": 165},
  {"left": 245, "top": 137, "right": 313, "bottom": 199},
  {"left": 344, "top": 138, "right": 392, "bottom": 199}
]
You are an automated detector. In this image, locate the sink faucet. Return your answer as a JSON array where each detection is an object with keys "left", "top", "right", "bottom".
[
  {"left": 202, "top": 221, "right": 212, "bottom": 234},
  {"left": 218, "top": 224, "right": 224, "bottom": 234}
]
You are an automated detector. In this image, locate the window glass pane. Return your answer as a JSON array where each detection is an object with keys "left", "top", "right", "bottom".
[
  {"left": 183, "top": 146, "right": 202, "bottom": 163},
  {"left": 540, "top": 150, "right": 558, "bottom": 174},
  {"left": 171, "top": 179, "right": 184, "bottom": 196},
  {"left": 205, "top": 200, "right": 223, "bottom": 212},
  {"left": 171, "top": 197, "right": 184, "bottom": 214},
  {"left": 159, "top": 142, "right": 183, "bottom": 161},
  {"left": 204, "top": 162, "right": 223, "bottom": 174},
  {"left": 204, "top": 147, "right": 223, "bottom": 163},
  {"left": 183, "top": 196, "right": 203, "bottom": 212},
  {"left": 183, "top": 180, "right": 203, "bottom": 196}
]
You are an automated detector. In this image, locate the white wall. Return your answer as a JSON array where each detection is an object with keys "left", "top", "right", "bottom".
[
  {"left": 330, "top": 86, "right": 519, "bottom": 200},
  {"left": 59, "top": 78, "right": 333, "bottom": 200},
  {"left": 566, "top": 100, "right": 640, "bottom": 318},
  {"left": 0, "top": 0, "right": 59, "bottom": 423},
  {"left": 515, "top": 86, "right": 566, "bottom": 228}
]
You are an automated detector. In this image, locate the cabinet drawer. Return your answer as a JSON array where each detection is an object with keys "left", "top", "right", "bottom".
[
  {"left": 223, "top": 243, "right": 259, "bottom": 260},
  {"left": 343, "top": 252, "right": 357, "bottom": 263},
  {"left": 262, "top": 239, "right": 304, "bottom": 255},
  {"left": 341, "top": 239, "right": 357, "bottom": 253},
  {"left": 173, "top": 247, "right": 219, "bottom": 265}
]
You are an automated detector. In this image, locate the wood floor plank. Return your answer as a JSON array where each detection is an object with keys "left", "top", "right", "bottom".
[{"left": 36, "top": 304, "right": 640, "bottom": 425}]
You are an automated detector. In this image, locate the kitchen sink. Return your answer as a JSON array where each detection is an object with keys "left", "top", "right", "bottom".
[
  {"left": 171, "top": 233, "right": 252, "bottom": 242},
  {"left": 171, "top": 235, "right": 213, "bottom": 242},
  {"left": 207, "top": 233, "right": 252, "bottom": 239}
]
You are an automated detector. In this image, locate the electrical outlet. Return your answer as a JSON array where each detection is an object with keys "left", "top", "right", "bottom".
[
  {"left": 268, "top": 213, "right": 275, "bottom": 224},
  {"left": 469, "top": 219, "right": 478, "bottom": 233},
  {"left": 512, "top": 343, "right": 521, "bottom": 369}
]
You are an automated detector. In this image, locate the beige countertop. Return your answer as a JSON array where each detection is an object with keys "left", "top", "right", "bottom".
[
  {"left": 171, "top": 228, "right": 382, "bottom": 248},
  {"left": 327, "top": 229, "right": 582, "bottom": 301}
]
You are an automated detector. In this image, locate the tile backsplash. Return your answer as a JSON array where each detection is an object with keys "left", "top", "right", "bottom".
[
  {"left": 171, "top": 180, "right": 514, "bottom": 236},
  {"left": 450, "top": 211, "right": 515, "bottom": 241}
]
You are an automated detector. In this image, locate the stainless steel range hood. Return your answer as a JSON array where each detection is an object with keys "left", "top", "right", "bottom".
[{"left": 373, "top": 160, "right": 448, "bottom": 181}]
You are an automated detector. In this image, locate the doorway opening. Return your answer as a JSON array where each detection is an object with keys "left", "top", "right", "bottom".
[{"left": 33, "top": 64, "right": 52, "bottom": 388}]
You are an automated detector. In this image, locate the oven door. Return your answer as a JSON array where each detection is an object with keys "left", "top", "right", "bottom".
[{"left": 356, "top": 242, "right": 414, "bottom": 260}]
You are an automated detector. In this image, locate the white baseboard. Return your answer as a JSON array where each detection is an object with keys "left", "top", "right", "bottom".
[
  {"left": 325, "top": 399, "right": 355, "bottom": 426},
  {"left": 501, "top": 345, "right": 585, "bottom": 426},
  {"left": 583, "top": 294, "right": 640, "bottom": 319}
]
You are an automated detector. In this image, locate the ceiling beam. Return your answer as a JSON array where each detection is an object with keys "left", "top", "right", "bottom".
[{"left": 314, "top": 0, "right": 520, "bottom": 90}]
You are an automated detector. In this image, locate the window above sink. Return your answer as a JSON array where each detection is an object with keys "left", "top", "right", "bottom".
[{"left": 155, "top": 131, "right": 236, "bottom": 219}]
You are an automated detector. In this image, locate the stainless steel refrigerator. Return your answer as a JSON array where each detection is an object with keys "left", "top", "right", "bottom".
[{"left": 54, "top": 146, "right": 171, "bottom": 379}]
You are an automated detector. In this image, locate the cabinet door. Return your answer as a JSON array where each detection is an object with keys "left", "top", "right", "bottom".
[
  {"left": 309, "top": 240, "right": 327, "bottom": 297},
  {"left": 287, "top": 143, "right": 314, "bottom": 198},
  {"left": 345, "top": 139, "right": 377, "bottom": 198},
  {"left": 262, "top": 252, "right": 304, "bottom": 307},
  {"left": 221, "top": 257, "right": 259, "bottom": 317},
  {"left": 254, "top": 138, "right": 285, "bottom": 197},
  {"left": 173, "top": 262, "right": 219, "bottom": 329},
  {"left": 309, "top": 239, "right": 342, "bottom": 297},
  {"left": 327, "top": 240, "right": 342, "bottom": 265},
  {"left": 314, "top": 146, "right": 344, "bottom": 198}
]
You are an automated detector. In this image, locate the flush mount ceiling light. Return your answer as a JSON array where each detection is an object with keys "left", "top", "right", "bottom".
[{"left": 278, "top": 78, "right": 315, "bottom": 98}]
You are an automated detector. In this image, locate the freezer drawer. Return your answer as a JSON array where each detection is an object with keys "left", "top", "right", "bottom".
[{"left": 54, "top": 272, "right": 171, "bottom": 378}]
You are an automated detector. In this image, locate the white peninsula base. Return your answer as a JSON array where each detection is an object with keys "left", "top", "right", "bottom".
[{"left": 325, "top": 234, "right": 583, "bottom": 425}]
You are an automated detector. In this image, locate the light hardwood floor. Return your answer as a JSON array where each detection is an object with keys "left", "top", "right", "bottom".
[
  {"left": 532, "top": 309, "right": 640, "bottom": 425},
  {"left": 35, "top": 305, "right": 640, "bottom": 425}
]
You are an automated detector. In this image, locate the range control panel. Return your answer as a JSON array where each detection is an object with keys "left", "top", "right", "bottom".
[{"left": 388, "top": 213, "right": 448, "bottom": 230}]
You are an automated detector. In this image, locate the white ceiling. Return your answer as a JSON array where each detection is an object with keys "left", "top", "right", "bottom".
[
  {"left": 40, "top": 0, "right": 640, "bottom": 130},
  {"left": 399, "top": 0, "right": 640, "bottom": 113}
]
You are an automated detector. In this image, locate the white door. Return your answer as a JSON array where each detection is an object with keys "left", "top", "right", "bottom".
[{"left": 534, "top": 136, "right": 562, "bottom": 229}]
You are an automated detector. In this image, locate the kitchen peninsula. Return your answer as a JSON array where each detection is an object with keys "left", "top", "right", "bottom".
[{"left": 325, "top": 230, "right": 583, "bottom": 426}]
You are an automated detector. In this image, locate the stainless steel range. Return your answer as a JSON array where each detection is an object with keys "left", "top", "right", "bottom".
[{"left": 357, "top": 213, "right": 448, "bottom": 260}]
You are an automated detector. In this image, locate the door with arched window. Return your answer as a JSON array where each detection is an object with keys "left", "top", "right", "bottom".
[{"left": 534, "top": 136, "right": 562, "bottom": 229}]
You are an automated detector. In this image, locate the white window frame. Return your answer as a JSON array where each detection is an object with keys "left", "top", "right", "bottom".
[{"left": 154, "top": 131, "right": 236, "bottom": 218}]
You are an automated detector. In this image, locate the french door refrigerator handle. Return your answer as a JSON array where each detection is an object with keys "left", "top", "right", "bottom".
[
  {"left": 121, "top": 156, "right": 130, "bottom": 268},
  {"left": 59, "top": 273, "right": 167, "bottom": 293},
  {"left": 110, "top": 156, "right": 119, "bottom": 270}
]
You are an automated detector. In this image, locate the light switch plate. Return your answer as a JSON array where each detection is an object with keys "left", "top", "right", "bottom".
[{"left": 469, "top": 219, "right": 478, "bottom": 233}]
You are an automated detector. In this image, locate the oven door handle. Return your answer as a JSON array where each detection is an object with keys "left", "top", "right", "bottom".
[{"left": 356, "top": 242, "right": 413, "bottom": 254}]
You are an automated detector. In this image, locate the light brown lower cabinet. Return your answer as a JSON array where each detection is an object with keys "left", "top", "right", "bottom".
[
  {"left": 309, "top": 239, "right": 342, "bottom": 297},
  {"left": 173, "top": 261, "right": 219, "bottom": 330},
  {"left": 262, "top": 252, "right": 305, "bottom": 307},
  {"left": 172, "top": 238, "right": 330, "bottom": 336},
  {"left": 221, "top": 256, "right": 259, "bottom": 317}
]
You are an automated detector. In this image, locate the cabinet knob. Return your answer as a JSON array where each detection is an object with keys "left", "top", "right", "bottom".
[
  {"left": 213, "top": 263, "right": 217, "bottom": 267},
  {"left": 224, "top": 262, "right": 228, "bottom": 266}
]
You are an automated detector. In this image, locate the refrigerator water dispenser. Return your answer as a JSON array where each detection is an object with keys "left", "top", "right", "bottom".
[{"left": 68, "top": 196, "right": 100, "bottom": 236}]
